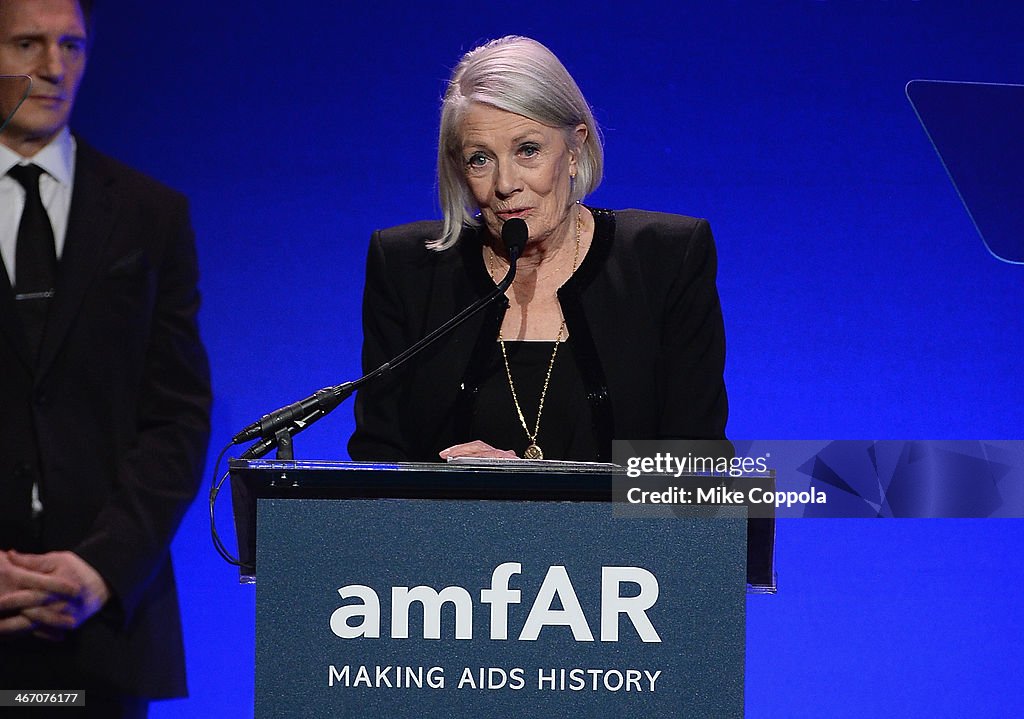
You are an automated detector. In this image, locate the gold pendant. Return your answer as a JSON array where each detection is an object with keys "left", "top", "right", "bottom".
[{"left": 524, "top": 443, "right": 543, "bottom": 460}]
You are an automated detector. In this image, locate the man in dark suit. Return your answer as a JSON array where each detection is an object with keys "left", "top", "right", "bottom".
[{"left": 0, "top": 1, "right": 211, "bottom": 715}]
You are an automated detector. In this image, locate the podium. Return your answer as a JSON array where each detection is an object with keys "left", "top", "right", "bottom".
[{"left": 230, "top": 459, "right": 750, "bottom": 718}]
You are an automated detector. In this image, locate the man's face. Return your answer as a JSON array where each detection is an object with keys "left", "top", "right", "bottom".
[{"left": 0, "top": 0, "right": 87, "bottom": 150}]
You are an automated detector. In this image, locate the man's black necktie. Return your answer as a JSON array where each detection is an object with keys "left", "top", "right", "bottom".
[{"left": 8, "top": 163, "right": 57, "bottom": 360}]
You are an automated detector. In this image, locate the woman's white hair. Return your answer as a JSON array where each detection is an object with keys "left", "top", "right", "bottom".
[{"left": 432, "top": 36, "right": 603, "bottom": 251}]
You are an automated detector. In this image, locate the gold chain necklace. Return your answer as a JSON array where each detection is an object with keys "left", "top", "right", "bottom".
[{"left": 486, "top": 206, "right": 582, "bottom": 460}]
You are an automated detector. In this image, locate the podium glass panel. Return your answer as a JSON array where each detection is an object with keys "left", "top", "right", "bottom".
[
  {"left": 907, "top": 80, "right": 1024, "bottom": 264},
  {"left": 0, "top": 75, "right": 32, "bottom": 135}
]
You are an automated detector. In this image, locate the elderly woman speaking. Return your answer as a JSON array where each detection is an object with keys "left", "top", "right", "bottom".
[{"left": 348, "top": 36, "right": 727, "bottom": 463}]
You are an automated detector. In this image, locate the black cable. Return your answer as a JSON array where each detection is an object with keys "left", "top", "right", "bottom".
[{"left": 208, "top": 440, "right": 241, "bottom": 566}]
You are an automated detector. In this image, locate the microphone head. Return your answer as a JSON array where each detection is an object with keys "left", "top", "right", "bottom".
[{"left": 501, "top": 218, "right": 529, "bottom": 260}]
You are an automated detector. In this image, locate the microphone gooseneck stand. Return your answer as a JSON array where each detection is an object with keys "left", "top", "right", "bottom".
[
  {"left": 210, "top": 219, "right": 528, "bottom": 566},
  {"left": 233, "top": 218, "right": 528, "bottom": 460}
]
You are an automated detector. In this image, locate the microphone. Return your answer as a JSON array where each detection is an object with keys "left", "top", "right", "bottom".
[
  {"left": 502, "top": 217, "right": 528, "bottom": 262},
  {"left": 232, "top": 221, "right": 526, "bottom": 457},
  {"left": 231, "top": 384, "right": 351, "bottom": 445}
]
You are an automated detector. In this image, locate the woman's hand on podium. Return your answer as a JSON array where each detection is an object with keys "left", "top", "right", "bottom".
[{"left": 440, "top": 440, "right": 517, "bottom": 460}]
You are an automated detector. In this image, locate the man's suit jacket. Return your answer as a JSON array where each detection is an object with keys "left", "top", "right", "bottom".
[{"left": 0, "top": 139, "right": 211, "bottom": 697}]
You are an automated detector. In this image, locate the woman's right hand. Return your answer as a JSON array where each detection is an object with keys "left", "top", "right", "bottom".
[{"left": 439, "top": 440, "right": 517, "bottom": 460}]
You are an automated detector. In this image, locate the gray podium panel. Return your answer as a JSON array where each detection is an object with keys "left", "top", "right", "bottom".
[{"left": 255, "top": 497, "right": 745, "bottom": 718}]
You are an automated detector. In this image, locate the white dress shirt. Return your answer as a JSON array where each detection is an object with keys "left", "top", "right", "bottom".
[
  {"left": 1, "top": 129, "right": 76, "bottom": 514},
  {"left": 0, "top": 128, "right": 77, "bottom": 286}
]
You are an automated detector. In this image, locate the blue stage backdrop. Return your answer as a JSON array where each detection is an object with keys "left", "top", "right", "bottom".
[{"left": 64, "top": 2, "right": 1024, "bottom": 717}]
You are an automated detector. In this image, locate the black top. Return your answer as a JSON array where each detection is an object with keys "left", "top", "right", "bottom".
[
  {"left": 471, "top": 340, "right": 598, "bottom": 461},
  {"left": 349, "top": 207, "right": 729, "bottom": 463}
]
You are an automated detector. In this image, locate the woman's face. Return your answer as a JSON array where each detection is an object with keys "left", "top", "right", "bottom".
[{"left": 459, "top": 102, "right": 586, "bottom": 247}]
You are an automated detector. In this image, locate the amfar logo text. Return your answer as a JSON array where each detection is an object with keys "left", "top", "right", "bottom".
[{"left": 329, "top": 562, "right": 661, "bottom": 643}]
